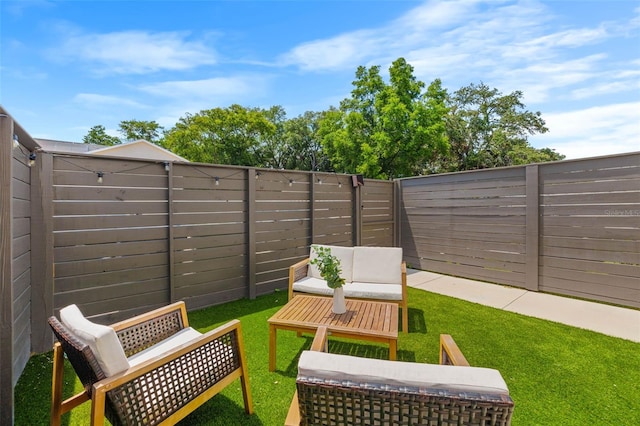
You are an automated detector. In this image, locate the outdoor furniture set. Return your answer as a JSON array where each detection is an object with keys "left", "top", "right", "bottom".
[{"left": 48, "top": 244, "right": 514, "bottom": 425}]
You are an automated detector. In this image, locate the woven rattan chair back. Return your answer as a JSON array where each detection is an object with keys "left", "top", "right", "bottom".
[{"left": 48, "top": 316, "right": 106, "bottom": 394}]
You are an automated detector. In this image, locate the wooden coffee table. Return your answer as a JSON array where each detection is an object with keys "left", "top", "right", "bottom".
[{"left": 268, "top": 295, "right": 398, "bottom": 371}]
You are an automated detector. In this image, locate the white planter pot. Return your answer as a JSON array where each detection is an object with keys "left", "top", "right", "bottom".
[{"left": 332, "top": 286, "right": 346, "bottom": 314}]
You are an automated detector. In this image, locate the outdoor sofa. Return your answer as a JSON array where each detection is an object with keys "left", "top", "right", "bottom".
[{"left": 288, "top": 244, "right": 408, "bottom": 332}]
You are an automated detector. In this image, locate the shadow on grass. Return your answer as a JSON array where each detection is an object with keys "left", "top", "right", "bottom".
[
  {"left": 277, "top": 335, "right": 418, "bottom": 377},
  {"left": 178, "top": 394, "right": 263, "bottom": 425},
  {"left": 408, "top": 307, "right": 427, "bottom": 334}
]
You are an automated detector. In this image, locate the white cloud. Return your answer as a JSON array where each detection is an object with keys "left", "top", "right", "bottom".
[
  {"left": 54, "top": 30, "right": 216, "bottom": 74},
  {"left": 73, "top": 93, "right": 147, "bottom": 109},
  {"left": 532, "top": 102, "right": 640, "bottom": 159},
  {"left": 280, "top": 30, "right": 381, "bottom": 71},
  {"left": 138, "top": 76, "right": 265, "bottom": 99}
]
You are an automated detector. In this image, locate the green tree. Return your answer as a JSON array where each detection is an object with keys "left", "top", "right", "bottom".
[
  {"left": 83, "top": 125, "right": 120, "bottom": 146},
  {"left": 319, "top": 58, "right": 449, "bottom": 179},
  {"left": 118, "top": 120, "right": 164, "bottom": 143},
  {"left": 282, "top": 111, "right": 330, "bottom": 171},
  {"left": 163, "top": 104, "right": 276, "bottom": 165},
  {"left": 440, "top": 82, "right": 561, "bottom": 171}
]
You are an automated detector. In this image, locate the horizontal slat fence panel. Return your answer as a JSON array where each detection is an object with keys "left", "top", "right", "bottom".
[
  {"left": 398, "top": 153, "right": 640, "bottom": 308},
  {"left": 312, "top": 174, "right": 354, "bottom": 247},
  {"left": 539, "top": 153, "right": 640, "bottom": 307},
  {"left": 254, "top": 171, "right": 311, "bottom": 294},
  {"left": 400, "top": 167, "right": 527, "bottom": 288},
  {"left": 51, "top": 156, "right": 170, "bottom": 321},
  {"left": 171, "top": 164, "right": 249, "bottom": 310},
  {"left": 361, "top": 179, "right": 394, "bottom": 247},
  {"left": 12, "top": 151, "right": 31, "bottom": 388}
]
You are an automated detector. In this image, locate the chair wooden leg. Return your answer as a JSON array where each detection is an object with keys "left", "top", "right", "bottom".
[
  {"left": 236, "top": 323, "right": 254, "bottom": 414},
  {"left": 50, "top": 342, "right": 90, "bottom": 425},
  {"left": 50, "top": 343, "right": 64, "bottom": 426},
  {"left": 402, "top": 303, "right": 409, "bottom": 333},
  {"left": 91, "top": 384, "right": 106, "bottom": 426}
]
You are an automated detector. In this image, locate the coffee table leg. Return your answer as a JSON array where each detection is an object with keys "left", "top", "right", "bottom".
[
  {"left": 389, "top": 339, "right": 397, "bottom": 361},
  {"left": 269, "top": 324, "right": 277, "bottom": 371}
]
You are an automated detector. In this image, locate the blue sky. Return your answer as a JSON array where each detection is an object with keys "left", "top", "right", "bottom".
[{"left": 2, "top": 0, "right": 639, "bottom": 160}]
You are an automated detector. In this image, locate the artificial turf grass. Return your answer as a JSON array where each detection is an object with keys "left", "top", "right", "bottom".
[{"left": 14, "top": 287, "right": 640, "bottom": 425}]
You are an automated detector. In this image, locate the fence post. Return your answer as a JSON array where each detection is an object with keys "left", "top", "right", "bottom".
[
  {"left": 247, "top": 169, "right": 257, "bottom": 299},
  {"left": 525, "top": 165, "right": 540, "bottom": 291},
  {"left": 167, "top": 162, "right": 175, "bottom": 303},
  {"left": 30, "top": 152, "right": 54, "bottom": 353},
  {"left": 310, "top": 172, "right": 316, "bottom": 244},
  {"left": 0, "top": 113, "right": 15, "bottom": 425},
  {"left": 353, "top": 181, "right": 362, "bottom": 246},
  {"left": 394, "top": 180, "right": 401, "bottom": 248}
]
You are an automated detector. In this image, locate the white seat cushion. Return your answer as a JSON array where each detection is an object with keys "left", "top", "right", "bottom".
[
  {"left": 352, "top": 247, "right": 403, "bottom": 285},
  {"left": 293, "top": 276, "right": 333, "bottom": 296},
  {"left": 293, "top": 277, "right": 402, "bottom": 300},
  {"left": 128, "top": 327, "right": 203, "bottom": 367},
  {"left": 308, "top": 245, "right": 354, "bottom": 282},
  {"left": 298, "top": 351, "right": 509, "bottom": 395},
  {"left": 60, "top": 304, "right": 130, "bottom": 377},
  {"left": 346, "top": 282, "right": 403, "bottom": 300}
]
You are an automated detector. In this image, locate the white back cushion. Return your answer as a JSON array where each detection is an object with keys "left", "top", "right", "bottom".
[
  {"left": 308, "top": 245, "right": 354, "bottom": 283},
  {"left": 60, "top": 304, "right": 130, "bottom": 377},
  {"left": 299, "top": 351, "right": 509, "bottom": 395},
  {"left": 352, "top": 246, "right": 403, "bottom": 285}
]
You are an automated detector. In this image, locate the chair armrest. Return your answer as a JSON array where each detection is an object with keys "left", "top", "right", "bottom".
[
  {"left": 92, "top": 319, "right": 247, "bottom": 426},
  {"left": 439, "top": 334, "right": 470, "bottom": 366},
  {"left": 111, "top": 301, "right": 189, "bottom": 356},
  {"left": 288, "top": 258, "right": 310, "bottom": 300},
  {"left": 310, "top": 326, "right": 329, "bottom": 352}
]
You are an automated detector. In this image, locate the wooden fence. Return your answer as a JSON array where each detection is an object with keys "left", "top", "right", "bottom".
[
  {"left": 399, "top": 152, "right": 640, "bottom": 308},
  {"left": 1, "top": 111, "right": 38, "bottom": 425},
  {"left": 27, "top": 153, "right": 395, "bottom": 351}
]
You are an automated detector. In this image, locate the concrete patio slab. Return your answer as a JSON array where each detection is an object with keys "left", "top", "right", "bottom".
[{"left": 407, "top": 269, "right": 640, "bottom": 343}]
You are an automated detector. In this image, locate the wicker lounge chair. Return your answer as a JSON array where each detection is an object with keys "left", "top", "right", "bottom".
[
  {"left": 285, "top": 327, "right": 514, "bottom": 425},
  {"left": 49, "top": 301, "right": 253, "bottom": 426}
]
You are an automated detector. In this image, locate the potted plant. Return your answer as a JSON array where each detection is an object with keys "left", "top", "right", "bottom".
[{"left": 309, "top": 245, "right": 347, "bottom": 314}]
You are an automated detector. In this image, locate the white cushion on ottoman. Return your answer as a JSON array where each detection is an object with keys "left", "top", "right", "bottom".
[{"left": 298, "top": 351, "right": 509, "bottom": 395}]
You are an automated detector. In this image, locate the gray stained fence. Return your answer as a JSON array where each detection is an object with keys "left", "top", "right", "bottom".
[
  {"left": 34, "top": 154, "right": 394, "bottom": 341},
  {"left": 399, "top": 153, "right": 640, "bottom": 309}
]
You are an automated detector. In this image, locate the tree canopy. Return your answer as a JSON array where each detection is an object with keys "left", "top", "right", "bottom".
[
  {"left": 163, "top": 104, "right": 275, "bottom": 166},
  {"left": 437, "top": 82, "right": 562, "bottom": 172},
  {"left": 83, "top": 58, "right": 563, "bottom": 175},
  {"left": 319, "top": 58, "right": 449, "bottom": 179},
  {"left": 83, "top": 121, "right": 164, "bottom": 146}
]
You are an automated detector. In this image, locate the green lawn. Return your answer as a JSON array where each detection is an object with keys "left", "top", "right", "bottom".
[{"left": 15, "top": 287, "right": 640, "bottom": 425}]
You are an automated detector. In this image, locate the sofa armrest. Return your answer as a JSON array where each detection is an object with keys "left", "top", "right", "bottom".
[
  {"left": 112, "top": 301, "right": 189, "bottom": 357},
  {"left": 439, "top": 334, "right": 470, "bottom": 366},
  {"left": 288, "top": 258, "right": 310, "bottom": 300},
  {"left": 92, "top": 319, "right": 252, "bottom": 426}
]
